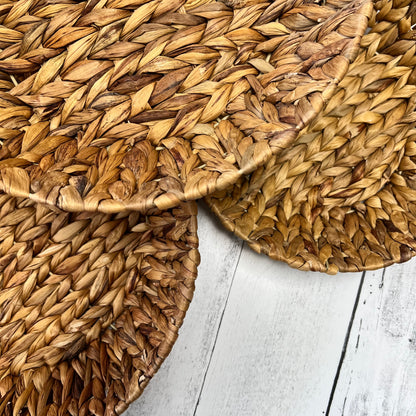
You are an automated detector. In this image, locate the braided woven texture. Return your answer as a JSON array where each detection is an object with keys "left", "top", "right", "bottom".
[
  {"left": 207, "top": 0, "right": 416, "bottom": 273},
  {"left": 0, "top": 196, "right": 199, "bottom": 415},
  {"left": 0, "top": 0, "right": 370, "bottom": 213}
]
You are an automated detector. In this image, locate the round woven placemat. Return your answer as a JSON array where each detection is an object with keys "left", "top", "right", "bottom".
[
  {"left": 207, "top": 0, "right": 416, "bottom": 274},
  {"left": 0, "top": 196, "right": 199, "bottom": 415},
  {"left": 0, "top": 0, "right": 370, "bottom": 213}
]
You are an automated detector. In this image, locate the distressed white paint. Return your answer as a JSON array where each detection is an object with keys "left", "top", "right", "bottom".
[
  {"left": 331, "top": 260, "right": 416, "bottom": 416},
  {"left": 193, "top": 247, "right": 362, "bottom": 416},
  {"left": 128, "top": 204, "right": 243, "bottom": 416},
  {"left": 128, "top": 204, "right": 416, "bottom": 416}
]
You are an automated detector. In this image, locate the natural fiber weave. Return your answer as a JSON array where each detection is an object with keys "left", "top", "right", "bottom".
[
  {"left": 207, "top": 0, "right": 416, "bottom": 274},
  {"left": 0, "top": 0, "right": 370, "bottom": 213},
  {"left": 0, "top": 196, "right": 199, "bottom": 415}
]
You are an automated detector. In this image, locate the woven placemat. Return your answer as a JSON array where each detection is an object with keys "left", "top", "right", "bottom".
[
  {"left": 0, "top": 0, "right": 370, "bottom": 213},
  {"left": 0, "top": 196, "right": 199, "bottom": 415},
  {"left": 207, "top": 0, "right": 416, "bottom": 273}
]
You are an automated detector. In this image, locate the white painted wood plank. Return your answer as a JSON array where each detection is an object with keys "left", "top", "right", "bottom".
[
  {"left": 194, "top": 247, "right": 362, "bottom": 416},
  {"left": 331, "top": 259, "right": 416, "bottom": 416},
  {"left": 126, "top": 203, "right": 243, "bottom": 416}
]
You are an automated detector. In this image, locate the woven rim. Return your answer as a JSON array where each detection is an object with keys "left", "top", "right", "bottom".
[
  {"left": 206, "top": 0, "right": 416, "bottom": 274},
  {"left": 0, "top": 0, "right": 370, "bottom": 213},
  {"left": 0, "top": 196, "right": 199, "bottom": 415}
]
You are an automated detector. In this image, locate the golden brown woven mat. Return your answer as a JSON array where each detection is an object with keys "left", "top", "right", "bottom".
[
  {"left": 0, "top": 196, "right": 199, "bottom": 415},
  {"left": 0, "top": 0, "right": 370, "bottom": 214},
  {"left": 206, "top": 0, "right": 416, "bottom": 273}
]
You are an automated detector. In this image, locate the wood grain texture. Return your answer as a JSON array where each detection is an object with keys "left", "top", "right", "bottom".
[
  {"left": 123, "top": 209, "right": 416, "bottom": 416},
  {"left": 193, "top": 248, "right": 362, "bottom": 416},
  {"left": 127, "top": 203, "right": 243, "bottom": 416},
  {"left": 330, "top": 259, "right": 416, "bottom": 416}
]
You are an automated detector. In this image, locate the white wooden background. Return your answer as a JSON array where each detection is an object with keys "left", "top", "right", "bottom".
[{"left": 126, "top": 204, "right": 416, "bottom": 416}]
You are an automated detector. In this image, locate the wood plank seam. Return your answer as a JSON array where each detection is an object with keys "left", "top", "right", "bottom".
[
  {"left": 192, "top": 243, "right": 244, "bottom": 416},
  {"left": 326, "top": 271, "right": 367, "bottom": 415},
  {"left": 330, "top": 262, "right": 416, "bottom": 415}
]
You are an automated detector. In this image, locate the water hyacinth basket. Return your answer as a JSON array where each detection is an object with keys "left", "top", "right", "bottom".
[
  {"left": 0, "top": 0, "right": 370, "bottom": 213},
  {"left": 0, "top": 0, "right": 414, "bottom": 414},
  {"left": 0, "top": 197, "right": 198, "bottom": 415},
  {"left": 207, "top": 0, "right": 416, "bottom": 273}
]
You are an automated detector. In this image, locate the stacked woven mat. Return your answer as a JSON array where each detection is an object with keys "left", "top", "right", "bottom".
[{"left": 0, "top": 0, "right": 414, "bottom": 414}]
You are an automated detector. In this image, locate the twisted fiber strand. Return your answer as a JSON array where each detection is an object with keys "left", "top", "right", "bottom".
[
  {"left": 207, "top": 0, "right": 416, "bottom": 273},
  {"left": 0, "top": 0, "right": 370, "bottom": 213},
  {"left": 0, "top": 193, "right": 198, "bottom": 398}
]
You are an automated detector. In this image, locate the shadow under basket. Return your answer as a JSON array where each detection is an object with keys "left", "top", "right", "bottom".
[{"left": 0, "top": 195, "right": 199, "bottom": 415}]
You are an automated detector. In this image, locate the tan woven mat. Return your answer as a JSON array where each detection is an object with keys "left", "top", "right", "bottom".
[
  {"left": 0, "top": 0, "right": 370, "bottom": 213},
  {"left": 0, "top": 197, "right": 199, "bottom": 415},
  {"left": 207, "top": 0, "right": 416, "bottom": 273}
]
